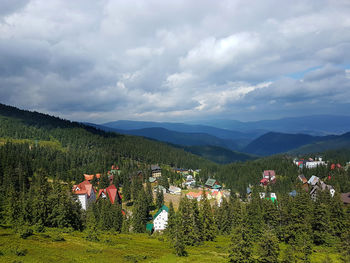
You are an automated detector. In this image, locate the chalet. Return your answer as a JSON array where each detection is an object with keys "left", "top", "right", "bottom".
[
  {"left": 297, "top": 174, "right": 309, "bottom": 191},
  {"left": 211, "top": 190, "right": 223, "bottom": 206},
  {"left": 184, "top": 175, "right": 196, "bottom": 187},
  {"left": 72, "top": 180, "right": 96, "bottom": 210},
  {"left": 205, "top": 178, "right": 221, "bottom": 189},
  {"left": 308, "top": 175, "right": 320, "bottom": 186},
  {"left": 186, "top": 191, "right": 203, "bottom": 201},
  {"left": 154, "top": 185, "right": 167, "bottom": 194},
  {"left": 260, "top": 170, "right": 276, "bottom": 186},
  {"left": 151, "top": 165, "right": 162, "bottom": 178},
  {"left": 97, "top": 184, "right": 122, "bottom": 204},
  {"left": 310, "top": 181, "right": 335, "bottom": 201},
  {"left": 341, "top": 193, "right": 350, "bottom": 205},
  {"left": 169, "top": 185, "right": 181, "bottom": 195},
  {"left": 153, "top": 205, "right": 169, "bottom": 231}
]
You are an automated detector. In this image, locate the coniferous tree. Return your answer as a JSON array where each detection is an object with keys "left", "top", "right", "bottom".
[
  {"left": 165, "top": 201, "right": 176, "bottom": 240},
  {"left": 191, "top": 199, "right": 203, "bottom": 245},
  {"left": 228, "top": 226, "right": 254, "bottom": 263},
  {"left": 312, "top": 191, "right": 331, "bottom": 245},
  {"left": 85, "top": 206, "right": 99, "bottom": 241},
  {"left": 200, "top": 191, "right": 216, "bottom": 241},
  {"left": 146, "top": 181, "right": 153, "bottom": 208},
  {"left": 257, "top": 229, "right": 280, "bottom": 263},
  {"left": 156, "top": 188, "right": 164, "bottom": 209},
  {"left": 122, "top": 177, "right": 131, "bottom": 202},
  {"left": 178, "top": 196, "right": 195, "bottom": 246},
  {"left": 132, "top": 188, "right": 148, "bottom": 233},
  {"left": 173, "top": 214, "right": 187, "bottom": 257},
  {"left": 99, "top": 174, "right": 110, "bottom": 189}
]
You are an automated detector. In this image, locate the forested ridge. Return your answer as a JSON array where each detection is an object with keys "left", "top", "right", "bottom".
[{"left": 1, "top": 103, "right": 350, "bottom": 262}]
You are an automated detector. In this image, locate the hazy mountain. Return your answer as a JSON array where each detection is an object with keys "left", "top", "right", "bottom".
[
  {"left": 87, "top": 124, "right": 240, "bottom": 150},
  {"left": 102, "top": 120, "right": 260, "bottom": 143},
  {"left": 289, "top": 132, "right": 350, "bottom": 155},
  {"left": 193, "top": 115, "right": 350, "bottom": 136},
  {"left": 243, "top": 132, "right": 321, "bottom": 156},
  {"left": 243, "top": 131, "right": 350, "bottom": 156}
]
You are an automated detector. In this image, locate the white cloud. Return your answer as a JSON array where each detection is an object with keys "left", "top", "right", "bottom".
[{"left": 0, "top": 0, "right": 349, "bottom": 122}]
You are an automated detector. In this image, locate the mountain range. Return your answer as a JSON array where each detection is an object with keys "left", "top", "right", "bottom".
[{"left": 97, "top": 117, "right": 350, "bottom": 158}]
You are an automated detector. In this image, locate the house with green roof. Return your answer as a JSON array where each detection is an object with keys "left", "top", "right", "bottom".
[
  {"left": 205, "top": 178, "right": 221, "bottom": 189},
  {"left": 153, "top": 205, "right": 169, "bottom": 231}
]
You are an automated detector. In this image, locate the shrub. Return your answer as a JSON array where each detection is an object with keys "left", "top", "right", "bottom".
[
  {"left": 18, "top": 227, "right": 33, "bottom": 239},
  {"left": 14, "top": 248, "right": 27, "bottom": 256}
]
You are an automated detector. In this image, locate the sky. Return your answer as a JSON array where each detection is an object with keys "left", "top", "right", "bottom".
[{"left": 0, "top": 0, "right": 349, "bottom": 123}]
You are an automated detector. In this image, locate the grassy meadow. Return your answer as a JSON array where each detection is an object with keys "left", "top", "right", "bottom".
[{"left": 0, "top": 225, "right": 343, "bottom": 263}]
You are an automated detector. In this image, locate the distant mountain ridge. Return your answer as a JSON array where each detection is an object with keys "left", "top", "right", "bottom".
[
  {"left": 191, "top": 115, "right": 350, "bottom": 136},
  {"left": 243, "top": 131, "right": 350, "bottom": 156},
  {"left": 102, "top": 120, "right": 260, "bottom": 142}
]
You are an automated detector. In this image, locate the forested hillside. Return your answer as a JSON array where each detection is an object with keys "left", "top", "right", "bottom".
[
  {"left": 0, "top": 103, "right": 218, "bottom": 182},
  {"left": 1, "top": 103, "right": 350, "bottom": 262}
]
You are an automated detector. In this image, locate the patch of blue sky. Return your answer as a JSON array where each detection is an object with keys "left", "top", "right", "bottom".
[{"left": 287, "top": 66, "right": 322, "bottom": 79}]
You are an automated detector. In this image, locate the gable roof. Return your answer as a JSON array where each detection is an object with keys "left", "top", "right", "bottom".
[
  {"left": 298, "top": 174, "right": 308, "bottom": 184},
  {"left": 263, "top": 170, "right": 276, "bottom": 177},
  {"left": 308, "top": 175, "right": 319, "bottom": 186},
  {"left": 151, "top": 164, "right": 161, "bottom": 171},
  {"left": 73, "top": 180, "right": 94, "bottom": 197},
  {"left": 205, "top": 178, "right": 218, "bottom": 187},
  {"left": 154, "top": 205, "right": 169, "bottom": 219},
  {"left": 97, "top": 185, "right": 122, "bottom": 204}
]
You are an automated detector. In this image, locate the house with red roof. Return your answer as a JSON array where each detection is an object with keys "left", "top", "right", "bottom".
[
  {"left": 186, "top": 191, "right": 212, "bottom": 201},
  {"left": 97, "top": 184, "right": 122, "bottom": 204},
  {"left": 260, "top": 170, "right": 276, "bottom": 186},
  {"left": 72, "top": 180, "right": 96, "bottom": 210}
]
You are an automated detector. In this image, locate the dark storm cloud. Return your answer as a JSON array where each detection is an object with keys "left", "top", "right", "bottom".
[{"left": 0, "top": 0, "right": 349, "bottom": 122}]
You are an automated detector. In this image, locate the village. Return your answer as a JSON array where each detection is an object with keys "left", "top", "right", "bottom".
[{"left": 71, "top": 156, "right": 350, "bottom": 234}]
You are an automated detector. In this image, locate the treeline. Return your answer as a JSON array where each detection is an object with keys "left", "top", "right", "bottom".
[
  {"left": 166, "top": 190, "right": 350, "bottom": 262},
  {"left": 0, "top": 103, "right": 218, "bottom": 178}
]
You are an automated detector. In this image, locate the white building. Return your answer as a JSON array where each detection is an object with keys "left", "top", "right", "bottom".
[
  {"left": 72, "top": 180, "right": 96, "bottom": 210},
  {"left": 169, "top": 185, "right": 181, "bottom": 195},
  {"left": 153, "top": 205, "right": 169, "bottom": 231}
]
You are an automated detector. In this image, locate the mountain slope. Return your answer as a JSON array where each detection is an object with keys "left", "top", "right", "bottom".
[
  {"left": 0, "top": 103, "right": 217, "bottom": 173},
  {"left": 89, "top": 125, "right": 240, "bottom": 150},
  {"left": 243, "top": 131, "right": 350, "bottom": 156},
  {"left": 102, "top": 120, "right": 258, "bottom": 143},
  {"left": 243, "top": 132, "right": 322, "bottom": 156},
  {"left": 289, "top": 132, "right": 350, "bottom": 155},
  {"left": 195, "top": 115, "right": 350, "bottom": 136}
]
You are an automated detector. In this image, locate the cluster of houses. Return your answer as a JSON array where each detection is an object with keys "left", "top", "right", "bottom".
[
  {"left": 297, "top": 174, "right": 335, "bottom": 201},
  {"left": 260, "top": 170, "right": 276, "bottom": 186},
  {"left": 72, "top": 165, "right": 122, "bottom": 210},
  {"left": 293, "top": 157, "right": 326, "bottom": 169}
]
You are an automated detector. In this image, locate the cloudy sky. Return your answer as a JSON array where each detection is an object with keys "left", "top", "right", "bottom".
[{"left": 0, "top": 0, "right": 349, "bottom": 123}]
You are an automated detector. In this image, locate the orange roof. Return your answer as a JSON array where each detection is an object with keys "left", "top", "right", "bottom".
[
  {"left": 73, "top": 180, "right": 94, "bottom": 197},
  {"left": 84, "top": 173, "right": 101, "bottom": 181},
  {"left": 187, "top": 191, "right": 205, "bottom": 198}
]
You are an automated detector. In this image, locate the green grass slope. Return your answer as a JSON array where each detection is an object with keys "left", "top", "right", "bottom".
[{"left": 0, "top": 226, "right": 342, "bottom": 263}]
